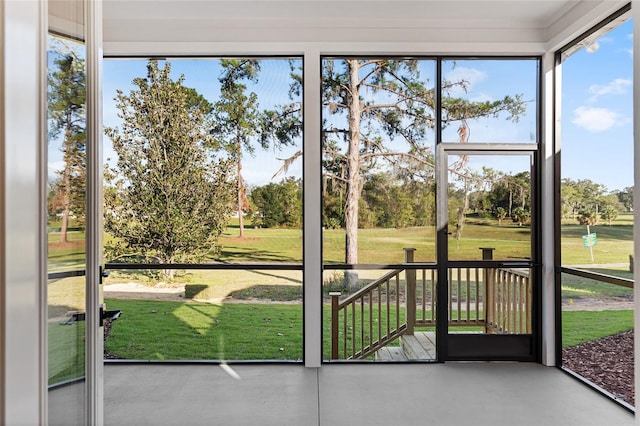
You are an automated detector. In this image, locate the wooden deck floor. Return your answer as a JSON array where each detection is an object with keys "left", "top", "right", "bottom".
[{"left": 375, "top": 331, "right": 436, "bottom": 362}]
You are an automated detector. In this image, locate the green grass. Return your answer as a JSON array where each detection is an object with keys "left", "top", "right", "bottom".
[
  {"left": 46, "top": 213, "right": 633, "bottom": 269},
  {"left": 48, "top": 276, "right": 87, "bottom": 386},
  {"left": 45, "top": 209, "right": 633, "bottom": 268},
  {"left": 48, "top": 321, "right": 85, "bottom": 385},
  {"left": 47, "top": 214, "right": 634, "bottom": 362},
  {"left": 218, "top": 215, "right": 633, "bottom": 265},
  {"left": 560, "top": 214, "right": 634, "bottom": 265},
  {"left": 562, "top": 310, "right": 633, "bottom": 348},
  {"left": 105, "top": 298, "right": 634, "bottom": 359},
  {"left": 560, "top": 270, "right": 633, "bottom": 299},
  {"left": 48, "top": 276, "right": 86, "bottom": 319},
  {"left": 104, "top": 299, "right": 306, "bottom": 360}
]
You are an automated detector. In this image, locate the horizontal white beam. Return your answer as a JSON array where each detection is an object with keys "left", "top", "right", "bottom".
[{"left": 104, "top": 41, "right": 549, "bottom": 57}]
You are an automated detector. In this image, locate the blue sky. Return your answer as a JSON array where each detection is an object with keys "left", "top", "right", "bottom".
[
  {"left": 50, "top": 18, "right": 634, "bottom": 193},
  {"left": 102, "top": 57, "right": 540, "bottom": 188},
  {"left": 560, "top": 19, "right": 634, "bottom": 192},
  {"left": 103, "top": 58, "right": 303, "bottom": 187}
]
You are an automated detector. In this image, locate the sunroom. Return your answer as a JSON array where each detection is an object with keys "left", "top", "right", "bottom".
[{"left": 1, "top": 0, "right": 638, "bottom": 425}]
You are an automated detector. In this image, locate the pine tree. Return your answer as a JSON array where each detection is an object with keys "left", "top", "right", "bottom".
[
  {"left": 212, "top": 59, "right": 261, "bottom": 238},
  {"left": 48, "top": 50, "right": 86, "bottom": 243}
]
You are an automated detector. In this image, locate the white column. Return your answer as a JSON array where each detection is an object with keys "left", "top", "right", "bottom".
[
  {"left": 86, "top": 0, "right": 105, "bottom": 423},
  {"left": 540, "top": 51, "right": 556, "bottom": 366},
  {"left": 303, "top": 50, "right": 322, "bottom": 367},
  {"left": 0, "top": 0, "right": 47, "bottom": 424}
]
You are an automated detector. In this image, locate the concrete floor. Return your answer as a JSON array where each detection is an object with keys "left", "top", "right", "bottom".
[{"left": 103, "top": 363, "right": 634, "bottom": 426}]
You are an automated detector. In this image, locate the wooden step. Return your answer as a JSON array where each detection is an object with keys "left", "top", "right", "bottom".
[
  {"left": 400, "top": 334, "right": 435, "bottom": 360},
  {"left": 414, "top": 332, "right": 436, "bottom": 358},
  {"left": 375, "top": 346, "right": 408, "bottom": 362}
]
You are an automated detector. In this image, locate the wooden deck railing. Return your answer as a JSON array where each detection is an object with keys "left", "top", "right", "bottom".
[
  {"left": 485, "top": 267, "right": 532, "bottom": 334},
  {"left": 329, "top": 249, "right": 532, "bottom": 360},
  {"left": 330, "top": 269, "right": 407, "bottom": 360}
]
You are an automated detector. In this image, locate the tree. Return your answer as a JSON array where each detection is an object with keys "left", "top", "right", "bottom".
[
  {"left": 598, "top": 194, "right": 623, "bottom": 226},
  {"left": 250, "top": 178, "right": 302, "bottom": 228},
  {"left": 212, "top": 59, "right": 262, "bottom": 238},
  {"left": 616, "top": 186, "right": 634, "bottom": 212},
  {"left": 511, "top": 207, "right": 530, "bottom": 226},
  {"left": 600, "top": 205, "right": 618, "bottom": 226},
  {"left": 104, "top": 61, "right": 235, "bottom": 279},
  {"left": 561, "top": 178, "right": 607, "bottom": 220},
  {"left": 266, "top": 59, "right": 525, "bottom": 288},
  {"left": 321, "top": 59, "right": 525, "bottom": 288},
  {"left": 577, "top": 208, "right": 597, "bottom": 226},
  {"left": 495, "top": 207, "right": 507, "bottom": 225},
  {"left": 48, "top": 48, "right": 86, "bottom": 242}
]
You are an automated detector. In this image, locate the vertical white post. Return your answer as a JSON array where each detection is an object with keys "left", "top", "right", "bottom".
[
  {"left": 86, "top": 0, "right": 104, "bottom": 424},
  {"left": 0, "top": 1, "right": 47, "bottom": 424},
  {"left": 540, "top": 51, "right": 556, "bottom": 366},
  {"left": 304, "top": 50, "right": 322, "bottom": 367}
]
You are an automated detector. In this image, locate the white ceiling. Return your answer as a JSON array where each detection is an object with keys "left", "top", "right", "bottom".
[{"left": 101, "top": 0, "right": 630, "bottom": 55}]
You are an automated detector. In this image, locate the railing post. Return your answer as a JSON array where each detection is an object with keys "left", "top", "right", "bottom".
[
  {"left": 330, "top": 292, "right": 341, "bottom": 359},
  {"left": 404, "top": 248, "right": 416, "bottom": 335},
  {"left": 480, "top": 248, "right": 495, "bottom": 333}
]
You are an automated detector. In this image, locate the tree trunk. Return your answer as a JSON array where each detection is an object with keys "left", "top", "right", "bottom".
[
  {"left": 161, "top": 255, "right": 176, "bottom": 281},
  {"left": 59, "top": 124, "right": 73, "bottom": 243},
  {"left": 344, "top": 59, "right": 362, "bottom": 290},
  {"left": 162, "top": 268, "right": 176, "bottom": 281},
  {"left": 60, "top": 207, "right": 69, "bottom": 243},
  {"left": 508, "top": 188, "right": 513, "bottom": 217},
  {"left": 237, "top": 143, "right": 245, "bottom": 238},
  {"left": 463, "top": 178, "right": 470, "bottom": 211}
]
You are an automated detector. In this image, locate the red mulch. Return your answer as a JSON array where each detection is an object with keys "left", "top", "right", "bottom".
[{"left": 562, "top": 330, "right": 634, "bottom": 406}]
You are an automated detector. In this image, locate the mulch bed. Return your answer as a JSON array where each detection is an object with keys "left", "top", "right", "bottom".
[{"left": 562, "top": 330, "right": 634, "bottom": 406}]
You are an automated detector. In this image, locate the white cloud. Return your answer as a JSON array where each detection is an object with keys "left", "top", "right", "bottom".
[
  {"left": 571, "top": 106, "right": 628, "bottom": 132},
  {"left": 444, "top": 67, "right": 487, "bottom": 96},
  {"left": 470, "top": 92, "right": 493, "bottom": 103},
  {"left": 588, "top": 78, "right": 631, "bottom": 101}
]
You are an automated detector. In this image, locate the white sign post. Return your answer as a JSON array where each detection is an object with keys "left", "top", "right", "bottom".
[{"left": 582, "top": 225, "right": 597, "bottom": 263}]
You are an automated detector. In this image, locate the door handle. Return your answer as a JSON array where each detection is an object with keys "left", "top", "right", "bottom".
[
  {"left": 60, "top": 307, "right": 122, "bottom": 327},
  {"left": 100, "top": 304, "right": 122, "bottom": 327}
]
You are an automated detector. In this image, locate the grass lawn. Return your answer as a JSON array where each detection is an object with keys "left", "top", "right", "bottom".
[
  {"left": 560, "top": 213, "right": 634, "bottom": 265},
  {"left": 560, "top": 269, "right": 633, "bottom": 299},
  {"left": 47, "top": 215, "right": 634, "bottom": 363},
  {"left": 104, "top": 299, "right": 307, "bottom": 360},
  {"left": 48, "top": 276, "right": 87, "bottom": 386},
  {"left": 46, "top": 212, "right": 634, "bottom": 268},
  {"left": 48, "top": 321, "right": 85, "bottom": 385},
  {"left": 103, "top": 298, "right": 633, "bottom": 360},
  {"left": 562, "top": 310, "right": 633, "bottom": 348}
]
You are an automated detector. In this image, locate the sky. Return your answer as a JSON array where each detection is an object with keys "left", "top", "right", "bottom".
[
  {"left": 102, "top": 56, "right": 539, "bottom": 188},
  {"left": 49, "top": 17, "right": 634, "bottom": 193},
  {"left": 560, "top": 19, "right": 634, "bottom": 192},
  {"left": 102, "top": 58, "right": 303, "bottom": 188}
]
